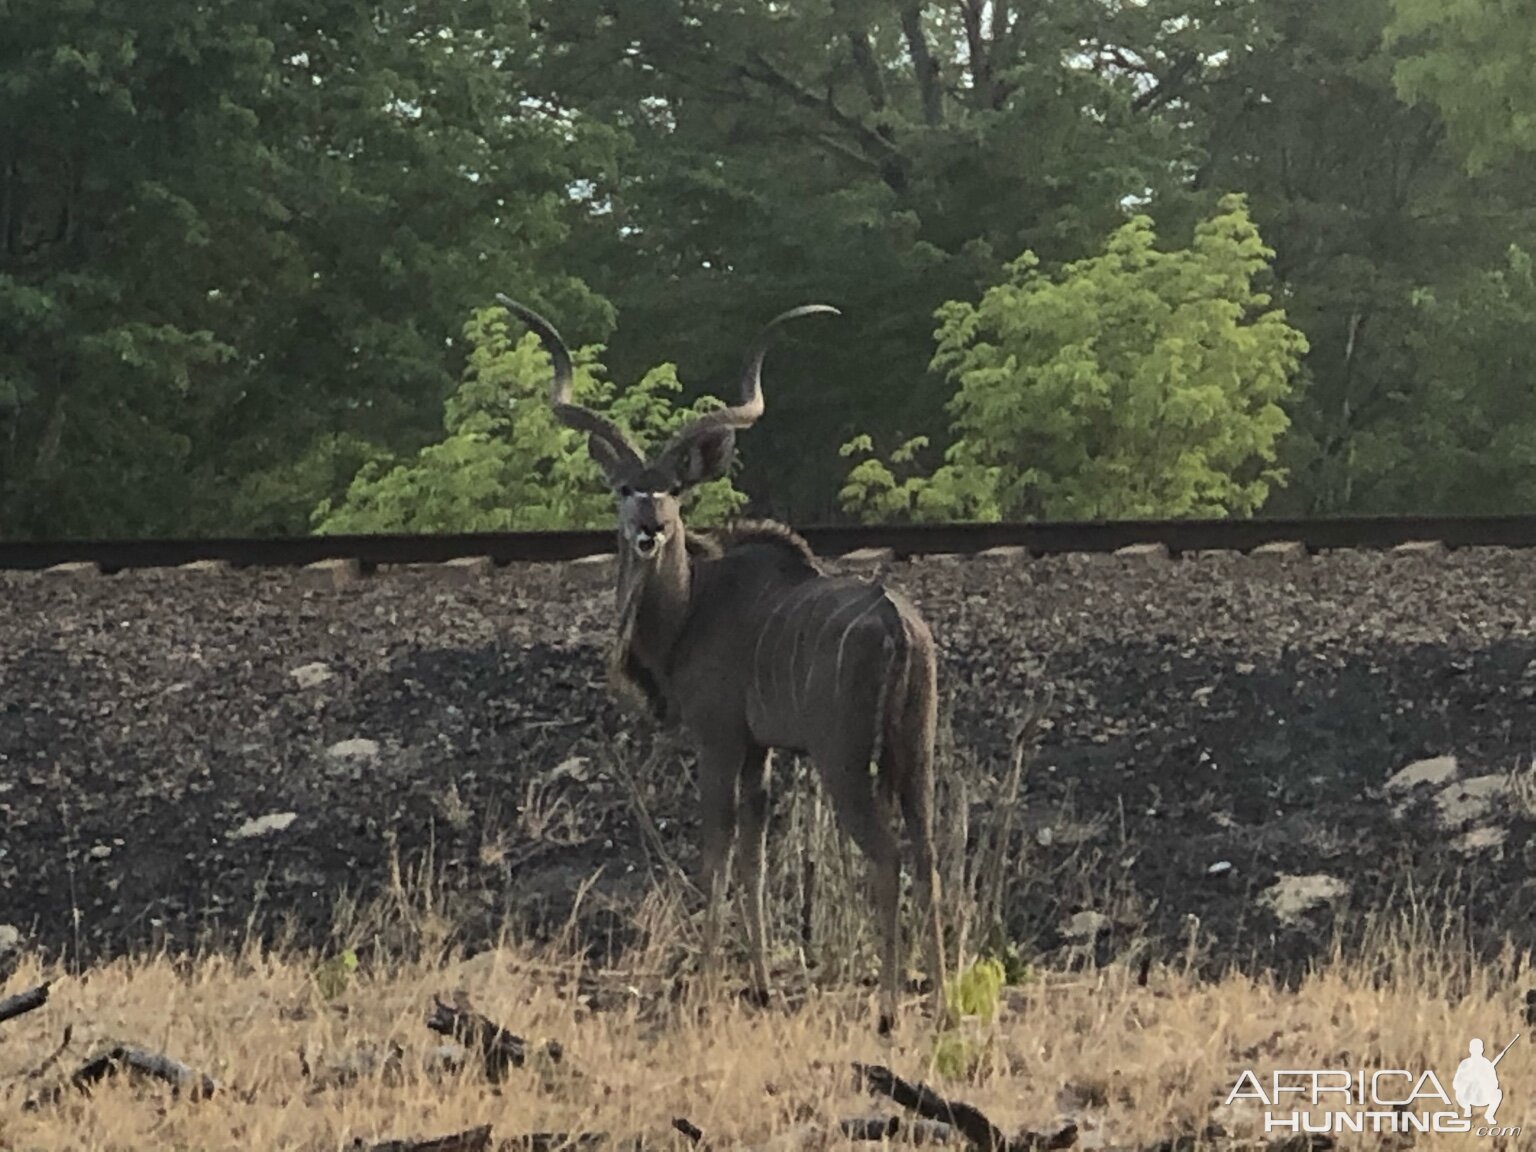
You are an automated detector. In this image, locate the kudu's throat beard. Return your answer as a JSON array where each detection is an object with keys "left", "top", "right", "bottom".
[
  {"left": 608, "top": 528, "right": 690, "bottom": 722},
  {"left": 613, "top": 527, "right": 688, "bottom": 658}
]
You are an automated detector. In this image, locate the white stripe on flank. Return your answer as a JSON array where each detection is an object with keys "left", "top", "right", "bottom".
[
  {"left": 796, "top": 592, "right": 867, "bottom": 720},
  {"left": 752, "top": 580, "right": 821, "bottom": 722},
  {"left": 832, "top": 589, "right": 886, "bottom": 702}
]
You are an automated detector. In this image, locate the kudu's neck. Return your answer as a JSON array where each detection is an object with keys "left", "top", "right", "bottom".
[{"left": 616, "top": 526, "right": 693, "bottom": 679}]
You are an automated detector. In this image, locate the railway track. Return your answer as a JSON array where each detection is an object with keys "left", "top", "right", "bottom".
[{"left": 3, "top": 513, "right": 1536, "bottom": 573}]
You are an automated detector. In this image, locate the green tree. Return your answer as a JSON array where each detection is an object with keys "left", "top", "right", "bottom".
[
  {"left": 312, "top": 302, "right": 748, "bottom": 533},
  {"left": 1170, "top": 0, "right": 1536, "bottom": 515},
  {"left": 840, "top": 195, "right": 1308, "bottom": 522},
  {"left": 1342, "top": 244, "right": 1536, "bottom": 513},
  {"left": 0, "top": 0, "right": 598, "bottom": 539},
  {"left": 1387, "top": 0, "right": 1536, "bottom": 174}
]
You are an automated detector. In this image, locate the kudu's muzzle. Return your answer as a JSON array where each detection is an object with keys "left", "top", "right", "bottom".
[{"left": 632, "top": 527, "right": 664, "bottom": 557}]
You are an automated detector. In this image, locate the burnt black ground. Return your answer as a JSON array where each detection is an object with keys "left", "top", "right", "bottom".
[{"left": 2, "top": 547, "right": 1534, "bottom": 985}]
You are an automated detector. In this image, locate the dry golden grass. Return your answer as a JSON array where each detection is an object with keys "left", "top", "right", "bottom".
[
  {"left": 5, "top": 718, "right": 1530, "bottom": 1149},
  {"left": 1, "top": 923, "right": 1531, "bottom": 1152}
]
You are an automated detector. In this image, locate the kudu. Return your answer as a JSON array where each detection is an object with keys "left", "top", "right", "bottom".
[{"left": 498, "top": 294, "right": 947, "bottom": 1032}]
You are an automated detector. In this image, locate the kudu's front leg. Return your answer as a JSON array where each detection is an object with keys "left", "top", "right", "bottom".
[
  {"left": 694, "top": 735, "right": 745, "bottom": 1004},
  {"left": 734, "top": 745, "right": 773, "bottom": 1005}
]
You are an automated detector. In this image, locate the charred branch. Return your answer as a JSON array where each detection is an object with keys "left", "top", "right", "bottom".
[
  {"left": 0, "top": 981, "right": 48, "bottom": 1025},
  {"left": 672, "top": 1118, "right": 705, "bottom": 1145},
  {"left": 425, "top": 993, "right": 561, "bottom": 1083},
  {"left": 70, "top": 1045, "right": 219, "bottom": 1099},
  {"left": 853, "top": 1063, "right": 1077, "bottom": 1152}
]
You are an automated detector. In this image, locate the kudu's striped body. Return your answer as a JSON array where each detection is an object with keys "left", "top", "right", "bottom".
[{"left": 499, "top": 295, "right": 947, "bottom": 1032}]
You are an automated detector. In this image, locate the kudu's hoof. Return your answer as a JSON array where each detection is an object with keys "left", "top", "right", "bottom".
[
  {"left": 877, "top": 1012, "right": 896, "bottom": 1037},
  {"left": 739, "top": 985, "right": 773, "bottom": 1011}
]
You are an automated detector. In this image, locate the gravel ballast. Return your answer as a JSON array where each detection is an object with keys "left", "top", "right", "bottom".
[{"left": 3, "top": 545, "right": 1534, "bottom": 979}]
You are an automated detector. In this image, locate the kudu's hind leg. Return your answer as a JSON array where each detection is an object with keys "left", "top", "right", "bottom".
[
  {"left": 818, "top": 751, "right": 903, "bottom": 1034},
  {"left": 892, "top": 752, "right": 948, "bottom": 1028}
]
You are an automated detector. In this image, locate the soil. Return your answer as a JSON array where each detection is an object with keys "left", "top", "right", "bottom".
[{"left": 3, "top": 545, "right": 1535, "bottom": 984}]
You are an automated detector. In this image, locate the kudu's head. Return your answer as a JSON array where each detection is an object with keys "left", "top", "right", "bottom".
[{"left": 498, "top": 296, "right": 839, "bottom": 560}]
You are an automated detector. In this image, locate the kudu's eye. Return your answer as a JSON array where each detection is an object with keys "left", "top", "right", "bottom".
[
  {"left": 618, "top": 484, "right": 633, "bottom": 498},
  {"left": 668, "top": 483, "right": 683, "bottom": 497}
]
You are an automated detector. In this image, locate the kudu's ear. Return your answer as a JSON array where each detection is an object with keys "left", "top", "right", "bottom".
[
  {"left": 587, "top": 433, "right": 632, "bottom": 488},
  {"left": 668, "top": 425, "right": 738, "bottom": 490}
]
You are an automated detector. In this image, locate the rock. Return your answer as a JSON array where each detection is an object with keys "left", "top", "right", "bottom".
[
  {"left": 289, "top": 662, "right": 334, "bottom": 689},
  {"left": 1453, "top": 826, "right": 1507, "bottom": 855},
  {"left": 839, "top": 547, "right": 894, "bottom": 565},
  {"left": 326, "top": 738, "right": 380, "bottom": 762},
  {"left": 1259, "top": 874, "right": 1349, "bottom": 924},
  {"left": 1249, "top": 540, "right": 1307, "bottom": 563},
  {"left": 547, "top": 755, "right": 590, "bottom": 783},
  {"left": 973, "top": 545, "right": 1030, "bottom": 562},
  {"left": 229, "top": 811, "right": 299, "bottom": 840},
  {"left": 1061, "top": 910, "right": 1110, "bottom": 939},
  {"left": 1385, "top": 754, "right": 1459, "bottom": 793},
  {"left": 0, "top": 923, "right": 21, "bottom": 956},
  {"left": 301, "top": 557, "right": 361, "bottom": 590},
  {"left": 1432, "top": 774, "right": 1510, "bottom": 827},
  {"left": 1114, "top": 542, "right": 1170, "bottom": 562}
]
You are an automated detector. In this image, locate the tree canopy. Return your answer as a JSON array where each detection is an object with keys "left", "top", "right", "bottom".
[{"left": 2, "top": 0, "right": 1534, "bottom": 537}]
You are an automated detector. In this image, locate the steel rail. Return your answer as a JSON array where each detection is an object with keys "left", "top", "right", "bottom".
[{"left": 3, "top": 514, "right": 1536, "bottom": 573}]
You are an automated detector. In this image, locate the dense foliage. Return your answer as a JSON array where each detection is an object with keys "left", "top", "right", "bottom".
[
  {"left": 2, "top": 0, "right": 1533, "bottom": 536},
  {"left": 840, "top": 195, "right": 1307, "bottom": 521},
  {"left": 313, "top": 303, "right": 748, "bottom": 532}
]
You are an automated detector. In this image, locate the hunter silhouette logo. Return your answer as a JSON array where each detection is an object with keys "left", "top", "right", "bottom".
[
  {"left": 1226, "top": 1031, "right": 1522, "bottom": 1136},
  {"left": 1454, "top": 1035, "right": 1519, "bottom": 1125}
]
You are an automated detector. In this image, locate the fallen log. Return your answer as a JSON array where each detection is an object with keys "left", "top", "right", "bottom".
[
  {"left": 351, "top": 1124, "right": 493, "bottom": 1152},
  {"left": 0, "top": 982, "right": 48, "bottom": 1025},
  {"left": 853, "top": 1063, "right": 1076, "bottom": 1152},
  {"left": 425, "top": 993, "right": 561, "bottom": 1083},
  {"left": 70, "top": 1045, "right": 219, "bottom": 1099}
]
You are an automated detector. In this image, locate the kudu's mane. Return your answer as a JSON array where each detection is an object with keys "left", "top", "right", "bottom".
[{"left": 695, "top": 518, "right": 820, "bottom": 574}]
